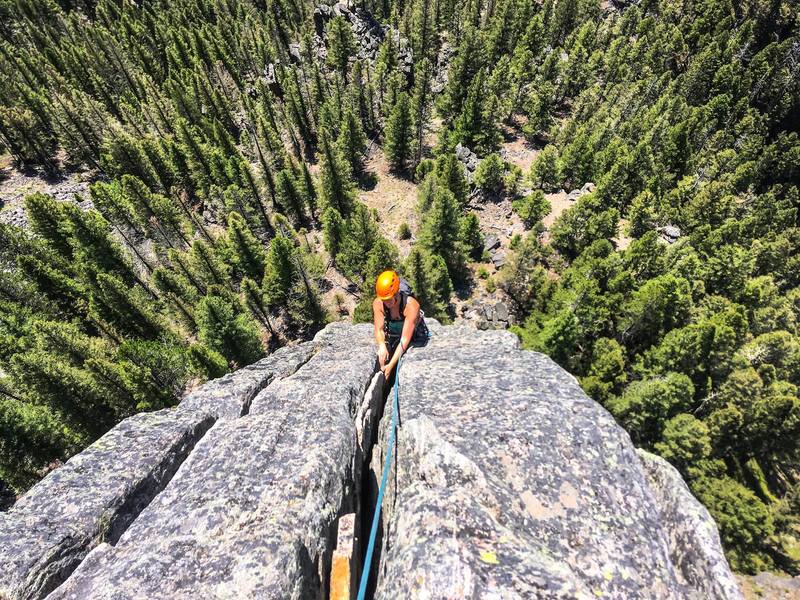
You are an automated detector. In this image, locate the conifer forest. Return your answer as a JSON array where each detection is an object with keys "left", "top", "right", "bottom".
[{"left": 0, "top": 0, "right": 799, "bottom": 577}]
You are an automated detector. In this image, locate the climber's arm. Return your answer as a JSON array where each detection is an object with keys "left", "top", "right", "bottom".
[
  {"left": 373, "top": 298, "right": 389, "bottom": 367},
  {"left": 383, "top": 297, "right": 420, "bottom": 377}
]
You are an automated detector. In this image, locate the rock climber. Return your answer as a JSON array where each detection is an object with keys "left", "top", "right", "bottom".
[{"left": 372, "top": 270, "right": 428, "bottom": 379}]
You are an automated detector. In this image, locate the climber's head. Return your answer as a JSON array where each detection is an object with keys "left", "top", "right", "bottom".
[{"left": 376, "top": 270, "right": 400, "bottom": 303}]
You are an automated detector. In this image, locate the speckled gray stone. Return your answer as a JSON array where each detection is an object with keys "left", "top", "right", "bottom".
[
  {"left": 637, "top": 450, "right": 743, "bottom": 600},
  {"left": 47, "top": 323, "right": 379, "bottom": 600},
  {"left": 0, "top": 408, "right": 214, "bottom": 600},
  {"left": 371, "top": 325, "right": 737, "bottom": 599},
  {"left": 180, "top": 342, "right": 317, "bottom": 419}
]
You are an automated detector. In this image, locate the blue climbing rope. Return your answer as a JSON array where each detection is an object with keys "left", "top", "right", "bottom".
[{"left": 356, "top": 355, "right": 402, "bottom": 600}]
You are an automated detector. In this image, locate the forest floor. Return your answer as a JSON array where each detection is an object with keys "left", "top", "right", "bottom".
[{"left": 0, "top": 153, "right": 92, "bottom": 228}]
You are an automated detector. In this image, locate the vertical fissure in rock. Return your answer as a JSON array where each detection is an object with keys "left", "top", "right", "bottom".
[
  {"left": 353, "top": 374, "right": 393, "bottom": 600},
  {"left": 20, "top": 412, "right": 218, "bottom": 600},
  {"left": 102, "top": 413, "right": 216, "bottom": 546}
]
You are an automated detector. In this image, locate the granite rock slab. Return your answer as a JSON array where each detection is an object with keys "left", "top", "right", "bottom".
[
  {"left": 47, "top": 323, "right": 378, "bottom": 600},
  {"left": 0, "top": 408, "right": 214, "bottom": 600},
  {"left": 637, "top": 450, "right": 743, "bottom": 600},
  {"left": 180, "top": 342, "right": 316, "bottom": 419},
  {"left": 372, "top": 325, "right": 737, "bottom": 599}
]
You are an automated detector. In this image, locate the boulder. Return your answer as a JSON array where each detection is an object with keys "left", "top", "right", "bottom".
[
  {"left": 567, "top": 189, "right": 582, "bottom": 201},
  {"left": 371, "top": 325, "right": 738, "bottom": 599},
  {"left": 288, "top": 42, "right": 303, "bottom": 62},
  {"left": 659, "top": 225, "right": 681, "bottom": 244},
  {"left": 0, "top": 322, "right": 740, "bottom": 599},
  {"left": 48, "top": 324, "right": 379, "bottom": 600},
  {"left": 455, "top": 143, "right": 479, "bottom": 172},
  {"left": 483, "top": 234, "right": 501, "bottom": 252},
  {"left": 0, "top": 409, "right": 215, "bottom": 600},
  {"left": 490, "top": 250, "right": 506, "bottom": 268}
]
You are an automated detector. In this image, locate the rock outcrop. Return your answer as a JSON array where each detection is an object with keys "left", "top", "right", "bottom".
[
  {"left": 370, "top": 324, "right": 741, "bottom": 599},
  {"left": 0, "top": 322, "right": 740, "bottom": 600}
]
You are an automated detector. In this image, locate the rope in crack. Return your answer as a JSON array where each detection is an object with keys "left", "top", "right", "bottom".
[{"left": 356, "top": 354, "right": 403, "bottom": 600}]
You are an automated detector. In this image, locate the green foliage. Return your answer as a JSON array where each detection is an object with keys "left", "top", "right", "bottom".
[
  {"left": 195, "top": 294, "right": 263, "bottom": 368},
  {"left": 530, "top": 145, "right": 561, "bottom": 191},
  {"left": 263, "top": 235, "right": 298, "bottom": 307},
  {"left": 473, "top": 154, "right": 505, "bottom": 195},
  {"left": 224, "top": 212, "right": 267, "bottom": 281},
  {"left": 322, "top": 207, "right": 345, "bottom": 260},
  {"left": 188, "top": 343, "right": 230, "bottom": 379},
  {"left": 385, "top": 92, "right": 413, "bottom": 174},
  {"left": 435, "top": 153, "right": 469, "bottom": 207},
  {"left": 608, "top": 373, "right": 695, "bottom": 446},
  {"left": 327, "top": 16, "right": 356, "bottom": 78},
  {"left": 513, "top": 190, "right": 550, "bottom": 228},
  {"left": 397, "top": 222, "right": 412, "bottom": 240},
  {"left": 418, "top": 187, "right": 468, "bottom": 282},
  {"left": 337, "top": 203, "right": 382, "bottom": 282},
  {"left": 337, "top": 107, "right": 367, "bottom": 175},
  {"left": 580, "top": 338, "right": 627, "bottom": 404},
  {"left": 459, "top": 213, "right": 484, "bottom": 261},
  {"left": 694, "top": 477, "right": 775, "bottom": 573},
  {"left": 497, "top": 234, "right": 552, "bottom": 315},
  {"left": 550, "top": 193, "right": 619, "bottom": 259},
  {"left": 319, "top": 130, "right": 356, "bottom": 217},
  {"left": 404, "top": 246, "right": 452, "bottom": 321}
]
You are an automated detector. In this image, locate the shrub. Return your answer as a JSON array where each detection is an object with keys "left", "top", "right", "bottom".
[
  {"left": 513, "top": 190, "right": 551, "bottom": 228},
  {"left": 473, "top": 154, "right": 505, "bottom": 195},
  {"left": 397, "top": 222, "right": 412, "bottom": 240}
]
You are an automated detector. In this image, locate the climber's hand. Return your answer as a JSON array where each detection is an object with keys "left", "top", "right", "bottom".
[
  {"left": 378, "top": 342, "right": 389, "bottom": 367},
  {"left": 382, "top": 359, "right": 396, "bottom": 379}
]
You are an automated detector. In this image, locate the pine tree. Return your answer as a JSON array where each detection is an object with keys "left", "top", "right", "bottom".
[
  {"left": 287, "top": 273, "right": 328, "bottom": 332},
  {"left": 385, "top": 92, "right": 413, "bottom": 174},
  {"left": 194, "top": 294, "right": 264, "bottom": 368},
  {"left": 89, "top": 273, "right": 166, "bottom": 340},
  {"left": 437, "top": 25, "right": 484, "bottom": 119},
  {"left": 411, "top": 58, "right": 433, "bottom": 168},
  {"left": 319, "top": 129, "right": 356, "bottom": 216},
  {"left": 188, "top": 343, "right": 230, "bottom": 379},
  {"left": 410, "top": 0, "right": 435, "bottom": 64},
  {"left": 404, "top": 246, "right": 452, "bottom": 320},
  {"left": 263, "top": 234, "right": 298, "bottom": 306},
  {"left": 337, "top": 203, "right": 381, "bottom": 282},
  {"left": 24, "top": 193, "right": 73, "bottom": 258},
  {"left": 298, "top": 160, "right": 318, "bottom": 221},
  {"left": 451, "top": 68, "right": 501, "bottom": 153},
  {"left": 275, "top": 168, "right": 307, "bottom": 226},
  {"left": 337, "top": 106, "right": 367, "bottom": 175},
  {"left": 530, "top": 144, "right": 561, "bottom": 191},
  {"left": 188, "top": 239, "right": 230, "bottom": 288},
  {"left": 225, "top": 212, "right": 267, "bottom": 281},
  {"left": 419, "top": 187, "right": 467, "bottom": 281},
  {"left": 364, "top": 238, "right": 401, "bottom": 284},
  {"left": 241, "top": 277, "right": 275, "bottom": 337},
  {"left": 326, "top": 16, "right": 356, "bottom": 80},
  {"left": 322, "top": 206, "right": 345, "bottom": 260},
  {"left": 459, "top": 212, "right": 484, "bottom": 260},
  {"left": 435, "top": 153, "right": 469, "bottom": 207}
]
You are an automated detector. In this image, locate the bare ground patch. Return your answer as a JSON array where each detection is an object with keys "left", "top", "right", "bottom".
[{"left": 358, "top": 146, "right": 419, "bottom": 258}]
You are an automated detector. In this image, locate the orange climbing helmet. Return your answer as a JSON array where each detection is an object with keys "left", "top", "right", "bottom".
[{"left": 375, "top": 270, "right": 400, "bottom": 301}]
